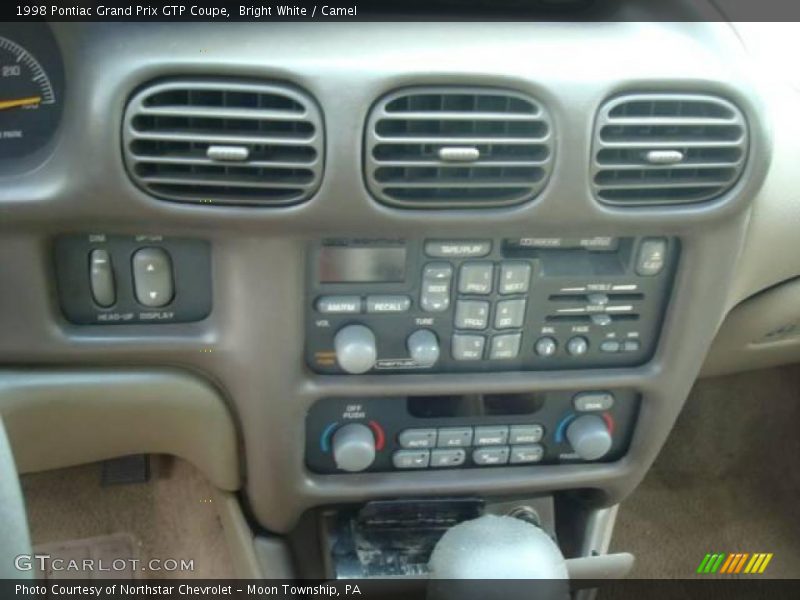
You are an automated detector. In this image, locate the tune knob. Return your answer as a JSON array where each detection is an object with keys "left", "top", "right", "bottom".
[
  {"left": 332, "top": 423, "right": 376, "bottom": 472},
  {"left": 334, "top": 324, "right": 377, "bottom": 374},
  {"left": 566, "top": 415, "right": 612, "bottom": 461},
  {"left": 407, "top": 329, "right": 440, "bottom": 367}
]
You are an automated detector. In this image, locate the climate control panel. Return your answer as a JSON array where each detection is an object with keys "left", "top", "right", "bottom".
[
  {"left": 305, "top": 390, "right": 639, "bottom": 474},
  {"left": 306, "top": 237, "right": 677, "bottom": 374}
]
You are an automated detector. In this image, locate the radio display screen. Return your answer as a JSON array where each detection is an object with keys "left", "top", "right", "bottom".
[{"left": 319, "top": 246, "right": 406, "bottom": 283}]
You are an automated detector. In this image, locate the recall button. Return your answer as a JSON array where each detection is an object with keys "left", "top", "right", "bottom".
[{"left": 366, "top": 295, "right": 411, "bottom": 313}]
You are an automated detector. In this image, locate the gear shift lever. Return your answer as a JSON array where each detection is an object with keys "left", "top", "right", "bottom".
[{"left": 427, "top": 514, "right": 569, "bottom": 600}]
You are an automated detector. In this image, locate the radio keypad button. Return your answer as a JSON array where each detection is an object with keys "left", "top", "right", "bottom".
[
  {"left": 423, "top": 263, "right": 454, "bottom": 280},
  {"left": 509, "top": 424, "right": 544, "bottom": 444},
  {"left": 599, "top": 340, "right": 620, "bottom": 353},
  {"left": 458, "top": 262, "right": 494, "bottom": 295},
  {"left": 398, "top": 428, "right": 438, "bottom": 449},
  {"left": 421, "top": 287, "right": 450, "bottom": 312},
  {"left": 431, "top": 448, "right": 466, "bottom": 468},
  {"left": 499, "top": 262, "right": 532, "bottom": 295},
  {"left": 495, "top": 298, "right": 526, "bottom": 329},
  {"left": 489, "top": 333, "right": 522, "bottom": 359},
  {"left": 316, "top": 295, "right": 362, "bottom": 314},
  {"left": 452, "top": 334, "right": 486, "bottom": 360},
  {"left": 437, "top": 427, "right": 474, "bottom": 448},
  {"left": 393, "top": 450, "right": 430, "bottom": 469},
  {"left": 454, "top": 300, "right": 490, "bottom": 330},
  {"left": 425, "top": 240, "right": 492, "bottom": 258},
  {"left": 510, "top": 444, "right": 544, "bottom": 464},
  {"left": 472, "top": 446, "right": 510, "bottom": 466},
  {"left": 421, "top": 262, "right": 453, "bottom": 313},
  {"left": 474, "top": 426, "right": 509, "bottom": 446},
  {"left": 366, "top": 295, "right": 411, "bottom": 313},
  {"left": 623, "top": 340, "right": 641, "bottom": 352}
]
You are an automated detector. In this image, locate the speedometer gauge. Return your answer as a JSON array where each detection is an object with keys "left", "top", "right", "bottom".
[{"left": 0, "top": 25, "right": 64, "bottom": 161}]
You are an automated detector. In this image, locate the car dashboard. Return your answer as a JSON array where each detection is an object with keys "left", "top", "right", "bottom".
[{"left": 1, "top": 8, "right": 799, "bottom": 582}]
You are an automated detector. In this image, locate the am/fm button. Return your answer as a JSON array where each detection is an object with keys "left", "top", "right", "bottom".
[{"left": 316, "top": 296, "right": 362, "bottom": 314}]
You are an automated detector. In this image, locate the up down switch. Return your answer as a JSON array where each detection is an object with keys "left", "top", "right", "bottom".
[{"left": 132, "top": 248, "right": 174, "bottom": 308}]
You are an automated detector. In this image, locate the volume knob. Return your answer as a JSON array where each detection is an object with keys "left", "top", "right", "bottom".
[
  {"left": 566, "top": 415, "right": 612, "bottom": 461},
  {"left": 332, "top": 423, "right": 376, "bottom": 472},
  {"left": 334, "top": 324, "right": 377, "bottom": 374}
]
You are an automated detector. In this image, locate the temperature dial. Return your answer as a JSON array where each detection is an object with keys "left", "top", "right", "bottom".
[
  {"left": 566, "top": 415, "right": 612, "bottom": 461},
  {"left": 332, "top": 423, "right": 376, "bottom": 472}
]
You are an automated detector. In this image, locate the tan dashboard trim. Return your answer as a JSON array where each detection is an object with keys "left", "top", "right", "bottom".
[{"left": 0, "top": 369, "right": 240, "bottom": 491}]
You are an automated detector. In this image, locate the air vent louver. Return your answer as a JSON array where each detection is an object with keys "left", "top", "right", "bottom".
[
  {"left": 123, "top": 80, "right": 324, "bottom": 206},
  {"left": 592, "top": 93, "right": 748, "bottom": 206},
  {"left": 365, "top": 87, "right": 554, "bottom": 208}
]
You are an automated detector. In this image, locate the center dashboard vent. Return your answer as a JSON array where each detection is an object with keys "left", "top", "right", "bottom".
[
  {"left": 365, "top": 87, "right": 554, "bottom": 209},
  {"left": 591, "top": 93, "right": 748, "bottom": 206},
  {"left": 123, "top": 80, "right": 324, "bottom": 206}
]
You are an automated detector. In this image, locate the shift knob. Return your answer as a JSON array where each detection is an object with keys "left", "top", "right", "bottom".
[
  {"left": 334, "top": 324, "right": 377, "bottom": 374},
  {"left": 427, "top": 515, "right": 569, "bottom": 600},
  {"left": 429, "top": 515, "right": 569, "bottom": 580},
  {"left": 332, "top": 423, "right": 376, "bottom": 472},
  {"left": 566, "top": 414, "right": 612, "bottom": 461}
]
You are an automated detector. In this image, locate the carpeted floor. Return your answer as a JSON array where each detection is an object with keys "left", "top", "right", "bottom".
[
  {"left": 21, "top": 456, "right": 235, "bottom": 579},
  {"left": 611, "top": 366, "right": 800, "bottom": 579}
]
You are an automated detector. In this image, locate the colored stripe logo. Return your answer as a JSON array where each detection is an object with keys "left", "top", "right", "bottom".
[{"left": 697, "top": 552, "right": 773, "bottom": 574}]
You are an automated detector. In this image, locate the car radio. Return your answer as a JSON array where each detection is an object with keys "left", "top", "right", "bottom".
[{"left": 306, "top": 236, "right": 677, "bottom": 374}]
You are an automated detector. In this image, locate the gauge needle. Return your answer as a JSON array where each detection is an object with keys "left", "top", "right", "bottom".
[{"left": 0, "top": 95, "right": 42, "bottom": 110}]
